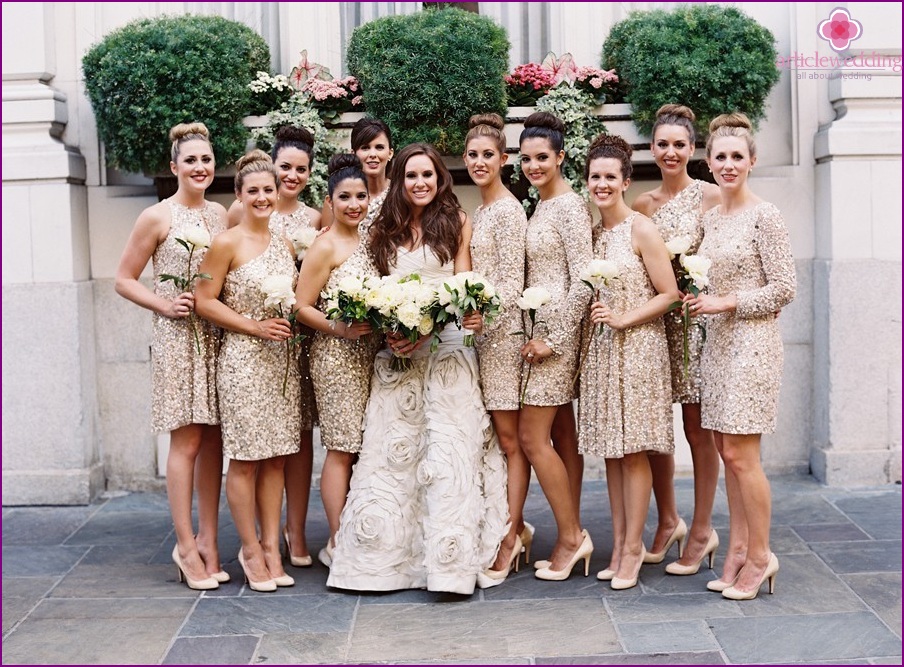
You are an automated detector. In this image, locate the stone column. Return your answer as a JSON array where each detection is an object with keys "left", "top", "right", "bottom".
[{"left": 2, "top": 3, "right": 103, "bottom": 504}]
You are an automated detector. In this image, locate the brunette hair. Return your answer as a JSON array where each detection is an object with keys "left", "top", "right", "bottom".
[
  {"left": 465, "top": 113, "right": 506, "bottom": 154},
  {"left": 706, "top": 112, "right": 756, "bottom": 158},
  {"left": 585, "top": 133, "right": 633, "bottom": 180},
  {"left": 651, "top": 104, "right": 697, "bottom": 145},
  {"left": 519, "top": 111, "right": 566, "bottom": 153},
  {"left": 351, "top": 117, "right": 393, "bottom": 152},
  {"left": 234, "top": 149, "right": 279, "bottom": 192},
  {"left": 369, "top": 143, "right": 463, "bottom": 276},
  {"left": 169, "top": 122, "right": 211, "bottom": 161},
  {"left": 326, "top": 153, "right": 366, "bottom": 196},
  {"left": 271, "top": 125, "right": 315, "bottom": 165}
]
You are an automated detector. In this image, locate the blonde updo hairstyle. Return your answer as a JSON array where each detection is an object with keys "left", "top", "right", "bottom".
[
  {"left": 170, "top": 122, "right": 212, "bottom": 162},
  {"left": 584, "top": 133, "right": 633, "bottom": 180},
  {"left": 651, "top": 104, "right": 697, "bottom": 145},
  {"left": 706, "top": 112, "right": 756, "bottom": 159},
  {"left": 234, "top": 149, "right": 279, "bottom": 193},
  {"left": 465, "top": 113, "right": 507, "bottom": 154}
]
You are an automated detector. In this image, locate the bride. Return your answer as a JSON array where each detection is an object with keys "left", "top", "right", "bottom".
[{"left": 326, "top": 143, "right": 508, "bottom": 595}]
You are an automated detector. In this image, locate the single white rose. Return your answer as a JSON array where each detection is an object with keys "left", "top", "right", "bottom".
[
  {"left": 418, "top": 313, "right": 435, "bottom": 335},
  {"left": 261, "top": 274, "right": 296, "bottom": 312},
  {"left": 182, "top": 226, "right": 211, "bottom": 249},
  {"left": 516, "top": 286, "right": 552, "bottom": 311},
  {"left": 681, "top": 254, "right": 712, "bottom": 290},
  {"left": 397, "top": 302, "right": 422, "bottom": 330},
  {"left": 665, "top": 235, "right": 693, "bottom": 258}
]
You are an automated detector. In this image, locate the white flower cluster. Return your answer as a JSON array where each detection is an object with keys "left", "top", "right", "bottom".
[
  {"left": 288, "top": 226, "right": 319, "bottom": 261},
  {"left": 438, "top": 272, "right": 497, "bottom": 314},
  {"left": 261, "top": 274, "right": 296, "bottom": 313},
  {"left": 366, "top": 275, "right": 438, "bottom": 336},
  {"left": 579, "top": 258, "right": 619, "bottom": 291},
  {"left": 249, "top": 71, "right": 292, "bottom": 94},
  {"left": 516, "top": 286, "right": 552, "bottom": 311},
  {"left": 665, "top": 235, "right": 692, "bottom": 259}
]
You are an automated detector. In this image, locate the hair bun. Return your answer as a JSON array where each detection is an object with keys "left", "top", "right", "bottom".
[
  {"left": 274, "top": 125, "right": 315, "bottom": 147},
  {"left": 235, "top": 148, "right": 272, "bottom": 172},
  {"left": 656, "top": 104, "right": 695, "bottom": 123},
  {"left": 588, "top": 133, "right": 633, "bottom": 159},
  {"left": 327, "top": 153, "right": 361, "bottom": 176},
  {"left": 169, "top": 122, "right": 209, "bottom": 142},
  {"left": 469, "top": 113, "right": 505, "bottom": 131},
  {"left": 524, "top": 111, "right": 566, "bottom": 134},
  {"left": 709, "top": 112, "right": 752, "bottom": 134}
]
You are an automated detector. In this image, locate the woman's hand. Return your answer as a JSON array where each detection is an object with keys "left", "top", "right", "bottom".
[
  {"left": 386, "top": 331, "right": 428, "bottom": 355},
  {"left": 461, "top": 311, "right": 484, "bottom": 335},
  {"left": 341, "top": 321, "right": 373, "bottom": 340},
  {"left": 520, "top": 339, "right": 552, "bottom": 365},
  {"left": 682, "top": 292, "right": 735, "bottom": 316},
  {"left": 254, "top": 317, "right": 293, "bottom": 341},
  {"left": 165, "top": 292, "right": 195, "bottom": 319},
  {"left": 590, "top": 301, "right": 625, "bottom": 330}
]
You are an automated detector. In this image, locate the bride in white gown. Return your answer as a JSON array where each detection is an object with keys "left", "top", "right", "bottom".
[{"left": 327, "top": 143, "right": 508, "bottom": 595}]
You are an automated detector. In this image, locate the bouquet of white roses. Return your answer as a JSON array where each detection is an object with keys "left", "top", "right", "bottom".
[
  {"left": 366, "top": 274, "right": 442, "bottom": 371},
  {"left": 160, "top": 226, "right": 212, "bottom": 354},
  {"left": 261, "top": 274, "right": 305, "bottom": 397},
  {"left": 580, "top": 258, "right": 620, "bottom": 336},
  {"left": 435, "top": 271, "right": 502, "bottom": 347},
  {"left": 510, "top": 286, "right": 552, "bottom": 407},
  {"left": 665, "top": 236, "right": 711, "bottom": 374},
  {"left": 322, "top": 274, "right": 383, "bottom": 330},
  {"left": 288, "top": 226, "right": 319, "bottom": 262}
]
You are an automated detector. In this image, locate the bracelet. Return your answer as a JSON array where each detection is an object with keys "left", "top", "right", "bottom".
[{"left": 542, "top": 338, "right": 559, "bottom": 355}]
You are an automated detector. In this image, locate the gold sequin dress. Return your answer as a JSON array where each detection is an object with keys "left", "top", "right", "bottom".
[
  {"left": 359, "top": 186, "right": 388, "bottom": 240},
  {"left": 309, "top": 243, "right": 381, "bottom": 452},
  {"left": 151, "top": 200, "right": 225, "bottom": 432},
  {"left": 578, "top": 214, "right": 673, "bottom": 458},
  {"left": 651, "top": 180, "right": 706, "bottom": 403},
  {"left": 471, "top": 197, "right": 528, "bottom": 411},
  {"left": 698, "top": 202, "right": 796, "bottom": 434},
  {"left": 216, "top": 234, "right": 301, "bottom": 460},
  {"left": 271, "top": 207, "right": 318, "bottom": 430},
  {"left": 523, "top": 191, "right": 593, "bottom": 406},
  {"left": 328, "top": 246, "right": 508, "bottom": 595}
]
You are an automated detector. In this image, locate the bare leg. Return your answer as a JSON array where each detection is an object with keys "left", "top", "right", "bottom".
[
  {"left": 519, "top": 404, "right": 583, "bottom": 570},
  {"left": 283, "top": 430, "right": 313, "bottom": 558},
  {"left": 604, "top": 458, "right": 625, "bottom": 573},
  {"left": 194, "top": 425, "right": 224, "bottom": 576},
  {"left": 167, "top": 424, "right": 208, "bottom": 581},
  {"left": 648, "top": 452, "right": 679, "bottom": 553},
  {"left": 713, "top": 431, "right": 747, "bottom": 584},
  {"left": 490, "top": 410, "right": 529, "bottom": 570},
  {"left": 320, "top": 449, "right": 356, "bottom": 544},
  {"left": 257, "top": 455, "right": 290, "bottom": 579},
  {"left": 551, "top": 403, "right": 583, "bottom": 520},
  {"left": 226, "top": 459, "right": 270, "bottom": 582},
  {"left": 617, "top": 451, "right": 653, "bottom": 581}
]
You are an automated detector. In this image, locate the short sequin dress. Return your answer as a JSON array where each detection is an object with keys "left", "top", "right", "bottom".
[
  {"left": 271, "top": 207, "right": 318, "bottom": 430},
  {"left": 151, "top": 200, "right": 225, "bottom": 432},
  {"left": 471, "top": 197, "right": 528, "bottom": 411},
  {"left": 327, "top": 246, "right": 508, "bottom": 595},
  {"left": 651, "top": 180, "right": 706, "bottom": 403},
  {"left": 698, "top": 202, "right": 796, "bottom": 434},
  {"left": 578, "top": 214, "right": 673, "bottom": 458},
  {"left": 522, "top": 191, "right": 593, "bottom": 406},
  {"left": 216, "top": 234, "right": 301, "bottom": 460},
  {"left": 309, "top": 242, "right": 381, "bottom": 453}
]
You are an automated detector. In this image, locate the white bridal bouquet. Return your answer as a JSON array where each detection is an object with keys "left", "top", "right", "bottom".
[
  {"left": 435, "top": 271, "right": 502, "bottom": 346},
  {"left": 288, "top": 226, "right": 319, "bottom": 261},
  {"left": 365, "top": 274, "right": 442, "bottom": 371},
  {"left": 665, "top": 237, "right": 712, "bottom": 374},
  {"left": 580, "top": 258, "right": 620, "bottom": 336},
  {"left": 159, "top": 226, "right": 212, "bottom": 354},
  {"left": 261, "top": 274, "right": 305, "bottom": 396},
  {"left": 511, "top": 286, "right": 552, "bottom": 406},
  {"left": 321, "top": 274, "right": 383, "bottom": 330}
]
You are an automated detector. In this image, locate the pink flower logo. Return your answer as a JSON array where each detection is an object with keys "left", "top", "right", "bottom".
[{"left": 817, "top": 7, "right": 863, "bottom": 52}]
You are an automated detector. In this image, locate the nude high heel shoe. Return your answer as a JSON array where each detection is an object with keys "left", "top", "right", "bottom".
[
  {"left": 194, "top": 535, "right": 230, "bottom": 583},
  {"left": 665, "top": 529, "right": 719, "bottom": 576},
  {"left": 611, "top": 547, "right": 646, "bottom": 590},
  {"left": 318, "top": 539, "right": 334, "bottom": 568},
  {"left": 477, "top": 535, "right": 523, "bottom": 589},
  {"left": 535, "top": 530, "right": 593, "bottom": 581},
  {"left": 238, "top": 550, "right": 277, "bottom": 592},
  {"left": 643, "top": 517, "right": 687, "bottom": 564},
  {"left": 283, "top": 528, "right": 313, "bottom": 568},
  {"left": 172, "top": 545, "right": 219, "bottom": 591},
  {"left": 722, "top": 553, "right": 779, "bottom": 600},
  {"left": 520, "top": 522, "right": 535, "bottom": 565},
  {"left": 706, "top": 575, "right": 738, "bottom": 592}
]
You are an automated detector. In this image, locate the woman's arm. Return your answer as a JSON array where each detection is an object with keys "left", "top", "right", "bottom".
[
  {"left": 734, "top": 204, "right": 796, "bottom": 318},
  {"left": 226, "top": 199, "right": 243, "bottom": 229}
]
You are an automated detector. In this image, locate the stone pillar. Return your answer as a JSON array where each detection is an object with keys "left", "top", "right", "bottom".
[
  {"left": 811, "top": 6, "right": 902, "bottom": 484},
  {"left": 2, "top": 2, "right": 103, "bottom": 504}
]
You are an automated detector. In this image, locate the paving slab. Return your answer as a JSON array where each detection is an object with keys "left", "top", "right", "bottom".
[
  {"left": 51, "top": 562, "right": 200, "bottom": 599},
  {"left": 790, "top": 521, "right": 871, "bottom": 542},
  {"left": 1, "top": 505, "right": 98, "bottom": 545},
  {"left": 181, "top": 594, "right": 357, "bottom": 635},
  {"left": 256, "top": 631, "right": 353, "bottom": 664},
  {"left": 606, "top": 591, "right": 742, "bottom": 623},
  {"left": 616, "top": 619, "right": 721, "bottom": 654},
  {"left": 536, "top": 651, "right": 726, "bottom": 664},
  {"left": 809, "top": 539, "right": 902, "bottom": 574},
  {"left": 64, "top": 510, "right": 173, "bottom": 546},
  {"left": 1, "top": 576, "right": 59, "bottom": 633},
  {"left": 161, "top": 634, "right": 260, "bottom": 665},
  {"left": 1, "top": 545, "right": 88, "bottom": 577},
  {"left": 841, "top": 572, "right": 902, "bottom": 637}
]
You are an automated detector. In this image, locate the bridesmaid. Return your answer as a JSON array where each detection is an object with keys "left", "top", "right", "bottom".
[
  {"left": 463, "top": 113, "right": 533, "bottom": 585},
  {"left": 115, "top": 122, "right": 227, "bottom": 590},
  {"left": 517, "top": 112, "right": 594, "bottom": 581},
  {"left": 578, "top": 134, "right": 680, "bottom": 590},
  {"left": 632, "top": 105, "right": 722, "bottom": 573},
  {"left": 684, "top": 113, "right": 796, "bottom": 599},
  {"left": 195, "top": 150, "right": 301, "bottom": 592},
  {"left": 294, "top": 154, "right": 381, "bottom": 567},
  {"left": 229, "top": 126, "right": 321, "bottom": 568}
]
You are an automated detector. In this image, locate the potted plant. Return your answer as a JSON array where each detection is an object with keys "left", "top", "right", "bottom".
[{"left": 82, "top": 14, "right": 271, "bottom": 197}]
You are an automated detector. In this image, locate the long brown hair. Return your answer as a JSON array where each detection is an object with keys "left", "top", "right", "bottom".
[{"left": 369, "top": 143, "right": 463, "bottom": 276}]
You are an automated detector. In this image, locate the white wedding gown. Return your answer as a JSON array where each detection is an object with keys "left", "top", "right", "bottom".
[{"left": 327, "top": 245, "right": 508, "bottom": 595}]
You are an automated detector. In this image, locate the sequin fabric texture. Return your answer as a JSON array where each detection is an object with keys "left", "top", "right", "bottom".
[
  {"left": 359, "top": 187, "right": 388, "bottom": 242},
  {"left": 271, "top": 207, "right": 318, "bottom": 430},
  {"left": 151, "top": 200, "right": 225, "bottom": 432},
  {"left": 698, "top": 202, "right": 796, "bottom": 434},
  {"left": 309, "top": 242, "right": 382, "bottom": 453},
  {"left": 216, "top": 235, "right": 301, "bottom": 460},
  {"left": 578, "top": 214, "right": 674, "bottom": 458},
  {"left": 651, "top": 180, "right": 706, "bottom": 403},
  {"left": 522, "top": 191, "right": 593, "bottom": 406},
  {"left": 470, "top": 197, "right": 528, "bottom": 411}
]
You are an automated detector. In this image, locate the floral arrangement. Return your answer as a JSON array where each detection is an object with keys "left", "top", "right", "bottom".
[
  {"left": 665, "top": 236, "right": 711, "bottom": 373},
  {"left": 159, "top": 227, "right": 212, "bottom": 354},
  {"left": 574, "top": 66, "right": 620, "bottom": 104},
  {"left": 580, "top": 258, "right": 620, "bottom": 336},
  {"left": 322, "top": 274, "right": 383, "bottom": 331},
  {"left": 505, "top": 52, "right": 619, "bottom": 107},
  {"left": 505, "top": 63, "right": 557, "bottom": 106},
  {"left": 435, "top": 272, "right": 502, "bottom": 347},
  {"left": 248, "top": 71, "right": 295, "bottom": 117},
  {"left": 511, "top": 286, "right": 551, "bottom": 406},
  {"left": 261, "top": 274, "right": 304, "bottom": 396},
  {"left": 298, "top": 76, "right": 363, "bottom": 123}
]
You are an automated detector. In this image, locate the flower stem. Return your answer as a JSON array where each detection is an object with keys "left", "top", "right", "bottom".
[
  {"left": 520, "top": 362, "right": 532, "bottom": 408},
  {"left": 682, "top": 302, "right": 690, "bottom": 376}
]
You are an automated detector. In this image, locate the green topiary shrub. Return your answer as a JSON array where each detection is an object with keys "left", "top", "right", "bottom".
[
  {"left": 346, "top": 7, "right": 509, "bottom": 154},
  {"left": 602, "top": 5, "right": 780, "bottom": 136},
  {"left": 82, "top": 14, "right": 271, "bottom": 174}
]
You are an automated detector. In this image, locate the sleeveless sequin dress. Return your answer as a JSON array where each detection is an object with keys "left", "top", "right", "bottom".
[
  {"left": 327, "top": 246, "right": 508, "bottom": 595},
  {"left": 650, "top": 180, "right": 706, "bottom": 403},
  {"left": 470, "top": 197, "right": 528, "bottom": 411},
  {"left": 217, "top": 234, "right": 301, "bottom": 460},
  {"left": 271, "top": 207, "right": 318, "bottom": 430},
  {"left": 151, "top": 200, "right": 225, "bottom": 432},
  {"left": 577, "top": 214, "right": 673, "bottom": 458},
  {"left": 698, "top": 202, "right": 796, "bottom": 434}
]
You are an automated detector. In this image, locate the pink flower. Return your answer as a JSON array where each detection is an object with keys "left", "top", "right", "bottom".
[
  {"left": 351, "top": 95, "right": 363, "bottom": 106},
  {"left": 817, "top": 8, "right": 862, "bottom": 51}
]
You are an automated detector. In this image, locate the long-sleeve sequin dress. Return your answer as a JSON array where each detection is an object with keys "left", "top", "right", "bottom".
[
  {"left": 522, "top": 191, "right": 593, "bottom": 406},
  {"left": 698, "top": 202, "right": 796, "bottom": 434},
  {"left": 651, "top": 180, "right": 706, "bottom": 403},
  {"left": 271, "top": 207, "right": 318, "bottom": 430},
  {"left": 471, "top": 197, "right": 528, "bottom": 411},
  {"left": 151, "top": 200, "right": 226, "bottom": 432},
  {"left": 309, "top": 243, "right": 382, "bottom": 453},
  {"left": 577, "top": 214, "right": 674, "bottom": 458},
  {"left": 216, "top": 235, "right": 301, "bottom": 460}
]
